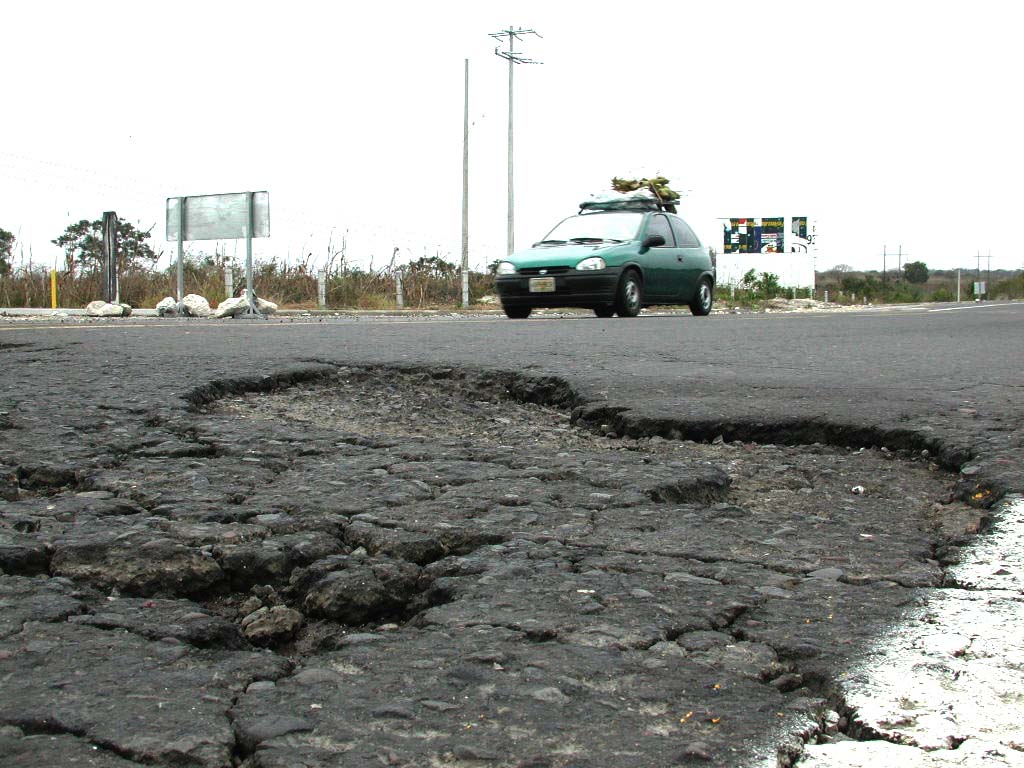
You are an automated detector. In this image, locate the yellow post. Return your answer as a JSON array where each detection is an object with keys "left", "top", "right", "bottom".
[{"left": 50, "top": 270, "right": 57, "bottom": 309}]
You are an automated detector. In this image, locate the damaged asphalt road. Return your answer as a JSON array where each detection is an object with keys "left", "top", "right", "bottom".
[{"left": 0, "top": 304, "right": 1022, "bottom": 767}]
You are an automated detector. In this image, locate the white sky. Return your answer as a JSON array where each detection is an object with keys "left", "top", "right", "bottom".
[{"left": 2, "top": 0, "right": 1021, "bottom": 273}]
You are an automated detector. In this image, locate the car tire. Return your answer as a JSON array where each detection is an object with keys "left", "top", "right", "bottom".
[
  {"left": 615, "top": 271, "right": 642, "bottom": 317},
  {"left": 690, "top": 278, "right": 713, "bottom": 316},
  {"left": 503, "top": 304, "right": 532, "bottom": 319},
  {"left": 593, "top": 306, "right": 615, "bottom": 318}
]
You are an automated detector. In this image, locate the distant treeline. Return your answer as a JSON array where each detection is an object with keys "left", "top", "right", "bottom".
[{"left": 816, "top": 267, "right": 1023, "bottom": 303}]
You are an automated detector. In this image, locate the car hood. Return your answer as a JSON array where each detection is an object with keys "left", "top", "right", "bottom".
[{"left": 508, "top": 242, "right": 627, "bottom": 269}]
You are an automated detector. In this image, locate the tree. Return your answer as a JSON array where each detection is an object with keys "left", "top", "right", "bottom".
[
  {"left": 0, "top": 227, "right": 14, "bottom": 277},
  {"left": 52, "top": 218, "right": 158, "bottom": 276},
  {"left": 903, "top": 261, "right": 929, "bottom": 284}
]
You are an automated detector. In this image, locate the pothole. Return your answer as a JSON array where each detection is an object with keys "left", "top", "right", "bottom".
[
  {"left": 213, "top": 365, "right": 981, "bottom": 558},
  {"left": 2, "top": 364, "right": 997, "bottom": 768}
]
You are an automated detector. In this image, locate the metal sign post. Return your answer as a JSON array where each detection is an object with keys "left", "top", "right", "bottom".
[
  {"left": 166, "top": 191, "right": 269, "bottom": 316},
  {"left": 242, "top": 192, "right": 257, "bottom": 317},
  {"left": 176, "top": 203, "right": 185, "bottom": 304}
]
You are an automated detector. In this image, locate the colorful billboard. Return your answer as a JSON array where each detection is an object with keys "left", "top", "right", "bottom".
[
  {"left": 723, "top": 217, "right": 807, "bottom": 253},
  {"left": 723, "top": 218, "right": 759, "bottom": 254}
]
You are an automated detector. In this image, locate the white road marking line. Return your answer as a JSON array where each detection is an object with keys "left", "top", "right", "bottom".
[{"left": 928, "top": 303, "right": 1018, "bottom": 312}]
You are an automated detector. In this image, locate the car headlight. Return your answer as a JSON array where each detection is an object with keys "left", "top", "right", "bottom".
[
  {"left": 575, "top": 257, "right": 606, "bottom": 271},
  {"left": 496, "top": 261, "right": 517, "bottom": 275}
]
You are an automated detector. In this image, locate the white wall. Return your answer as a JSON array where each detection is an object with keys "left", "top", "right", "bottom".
[{"left": 715, "top": 250, "right": 817, "bottom": 290}]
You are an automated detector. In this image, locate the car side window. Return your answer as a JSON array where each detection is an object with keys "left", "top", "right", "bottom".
[
  {"left": 669, "top": 216, "right": 701, "bottom": 248},
  {"left": 646, "top": 214, "right": 675, "bottom": 246}
]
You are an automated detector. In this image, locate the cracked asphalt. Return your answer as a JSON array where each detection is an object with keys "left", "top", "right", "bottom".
[{"left": 0, "top": 303, "right": 1022, "bottom": 767}]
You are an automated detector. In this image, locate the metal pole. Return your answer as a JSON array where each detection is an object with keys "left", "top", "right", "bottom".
[
  {"left": 176, "top": 199, "right": 185, "bottom": 305},
  {"left": 395, "top": 271, "right": 404, "bottom": 309},
  {"left": 957, "top": 268, "right": 961, "bottom": 302},
  {"left": 244, "top": 191, "right": 257, "bottom": 315},
  {"left": 506, "top": 38, "right": 514, "bottom": 256},
  {"left": 461, "top": 58, "right": 470, "bottom": 308},
  {"left": 317, "top": 268, "right": 327, "bottom": 310}
]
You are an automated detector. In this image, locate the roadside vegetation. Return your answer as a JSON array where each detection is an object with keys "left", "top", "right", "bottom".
[
  {"left": 816, "top": 264, "right": 1024, "bottom": 305},
  {"left": 0, "top": 254, "right": 499, "bottom": 310},
  {"left": 0, "top": 222, "right": 1021, "bottom": 310}
]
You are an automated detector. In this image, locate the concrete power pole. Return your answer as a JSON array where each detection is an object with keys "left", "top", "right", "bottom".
[
  {"left": 489, "top": 26, "right": 541, "bottom": 256},
  {"left": 461, "top": 59, "right": 470, "bottom": 308}
]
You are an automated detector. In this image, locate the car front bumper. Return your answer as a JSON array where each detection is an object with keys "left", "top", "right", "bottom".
[{"left": 495, "top": 268, "right": 622, "bottom": 308}]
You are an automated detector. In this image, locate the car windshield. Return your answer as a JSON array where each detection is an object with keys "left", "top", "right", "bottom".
[{"left": 539, "top": 212, "right": 643, "bottom": 244}]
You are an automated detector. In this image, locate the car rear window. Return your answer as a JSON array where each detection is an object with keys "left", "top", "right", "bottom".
[{"left": 670, "top": 216, "right": 701, "bottom": 247}]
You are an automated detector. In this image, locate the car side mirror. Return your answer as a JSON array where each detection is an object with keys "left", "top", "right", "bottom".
[{"left": 642, "top": 234, "right": 666, "bottom": 249}]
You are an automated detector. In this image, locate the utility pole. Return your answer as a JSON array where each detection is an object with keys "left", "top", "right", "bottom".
[
  {"left": 987, "top": 250, "right": 992, "bottom": 299},
  {"left": 489, "top": 26, "right": 541, "bottom": 256},
  {"left": 977, "top": 250, "right": 982, "bottom": 299},
  {"left": 461, "top": 58, "right": 470, "bottom": 308},
  {"left": 882, "top": 245, "right": 887, "bottom": 281}
]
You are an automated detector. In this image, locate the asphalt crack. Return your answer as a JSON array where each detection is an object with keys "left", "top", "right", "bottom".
[{"left": 3, "top": 362, "right": 1001, "bottom": 768}]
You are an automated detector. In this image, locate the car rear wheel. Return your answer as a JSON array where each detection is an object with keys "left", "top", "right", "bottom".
[
  {"left": 503, "top": 304, "right": 532, "bottom": 319},
  {"left": 690, "top": 279, "right": 713, "bottom": 316},
  {"left": 593, "top": 306, "right": 615, "bottom": 318},
  {"left": 615, "top": 271, "right": 642, "bottom": 318}
]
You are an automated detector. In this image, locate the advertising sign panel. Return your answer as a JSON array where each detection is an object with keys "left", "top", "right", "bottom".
[{"left": 723, "top": 216, "right": 807, "bottom": 253}]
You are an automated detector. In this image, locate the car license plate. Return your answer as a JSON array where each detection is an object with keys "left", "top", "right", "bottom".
[{"left": 529, "top": 277, "right": 555, "bottom": 293}]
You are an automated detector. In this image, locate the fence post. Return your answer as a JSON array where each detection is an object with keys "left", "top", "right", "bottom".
[
  {"left": 224, "top": 263, "right": 234, "bottom": 300},
  {"left": 317, "top": 268, "right": 327, "bottom": 310},
  {"left": 396, "top": 272, "right": 404, "bottom": 309}
]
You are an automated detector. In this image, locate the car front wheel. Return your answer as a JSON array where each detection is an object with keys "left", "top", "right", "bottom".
[
  {"left": 503, "top": 304, "right": 532, "bottom": 319},
  {"left": 615, "top": 271, "right": 642, "bottom": 317},
  {"left": 690, "top": 279, "right": 713, "bottom": 316}
]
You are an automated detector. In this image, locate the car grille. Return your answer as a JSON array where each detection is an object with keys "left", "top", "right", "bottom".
[{"left": 518, "top": 267, "right": 572, "bottom": 276}]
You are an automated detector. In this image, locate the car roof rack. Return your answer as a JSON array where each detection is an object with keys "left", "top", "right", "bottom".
[{"left": 579, "top": 198, "right": 679, "bottom": 214}]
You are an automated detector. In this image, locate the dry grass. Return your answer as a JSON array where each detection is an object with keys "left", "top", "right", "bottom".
[{"left": 0, "top": 259, "right": 497, "bottom": 310}]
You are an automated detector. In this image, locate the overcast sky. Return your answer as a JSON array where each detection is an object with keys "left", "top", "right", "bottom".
[{"left": 2, "top": 0, "right": 1021, "bottom": 274}]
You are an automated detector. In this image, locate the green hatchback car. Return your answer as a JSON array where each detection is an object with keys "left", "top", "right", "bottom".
[{"left": 494, "top": 201, "right": 715, "bottom": 319}]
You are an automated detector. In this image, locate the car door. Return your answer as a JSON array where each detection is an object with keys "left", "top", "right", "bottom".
[
  {"left": 668, "top": 215, "right": 706, "bottom": 302},
  {"left": 639, "top": 214, "right": 685, "bottom": 302}
]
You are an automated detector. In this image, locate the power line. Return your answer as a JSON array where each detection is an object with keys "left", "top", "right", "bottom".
[{"left": 880, "top": 244, "right": 909, "bottom": 280}]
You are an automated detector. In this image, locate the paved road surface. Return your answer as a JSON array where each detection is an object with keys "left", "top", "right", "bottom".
[{"left": 1, "top": 303, "right": 1021, "bottom": 767}]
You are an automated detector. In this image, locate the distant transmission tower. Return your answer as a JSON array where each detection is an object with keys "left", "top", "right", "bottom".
[{"left": 489, "top": 26, "right": 541, "bottom": 256}]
